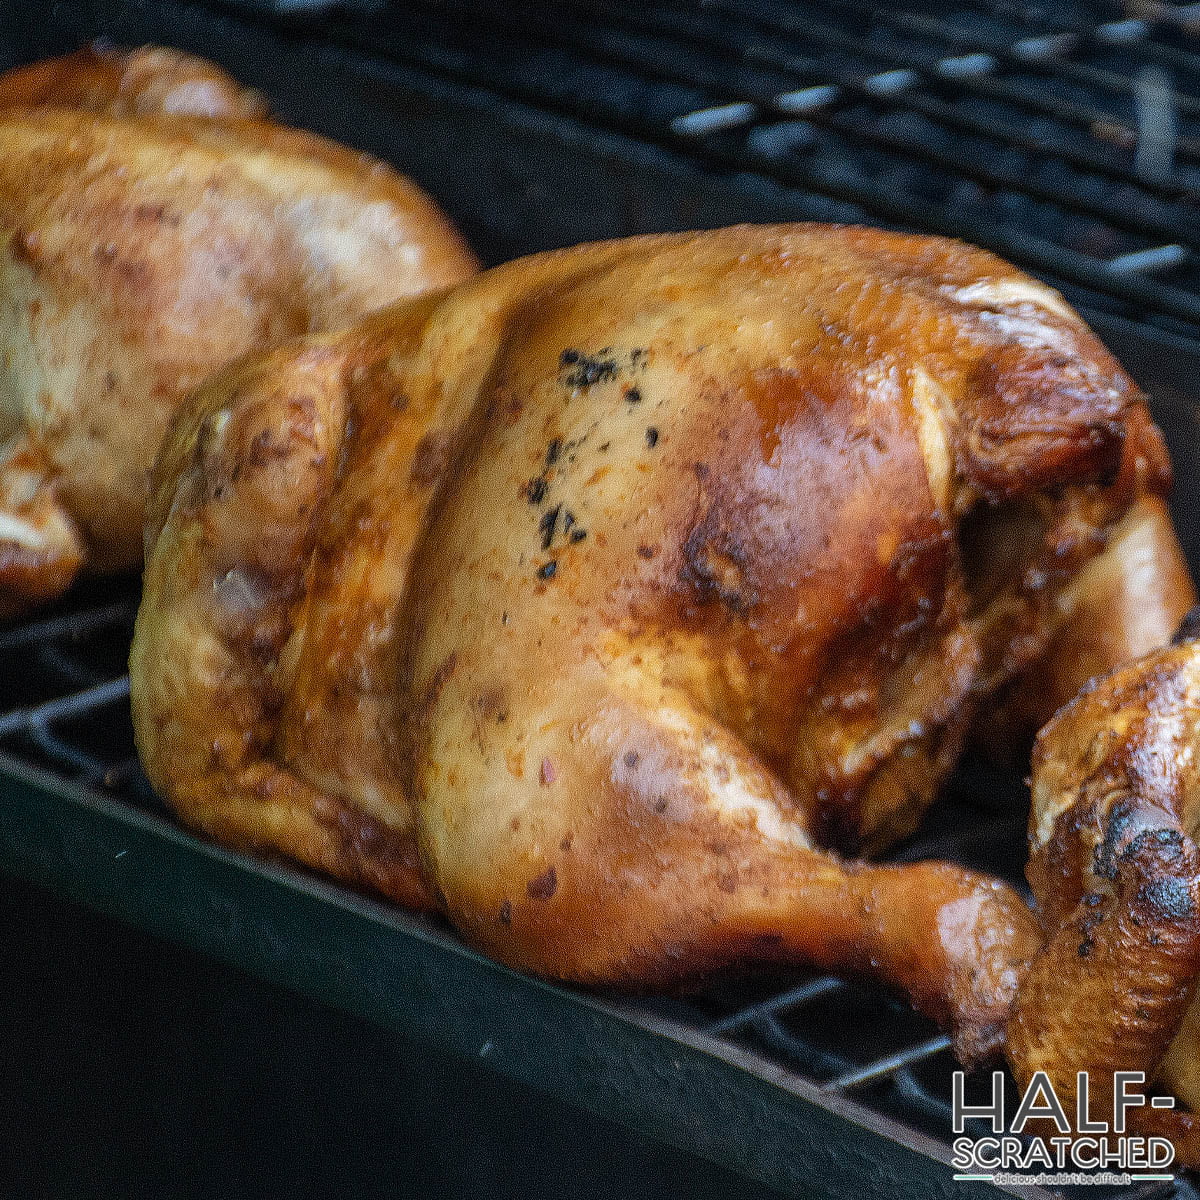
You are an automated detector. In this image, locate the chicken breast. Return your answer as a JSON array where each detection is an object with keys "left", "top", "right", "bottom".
[{"left": 0, "top": 47, "right": 478, "bottom": 615}]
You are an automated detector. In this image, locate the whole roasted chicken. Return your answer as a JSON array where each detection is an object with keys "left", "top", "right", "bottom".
[
  {"left": 0, "top": 45, "right": 477, "bottom": 615},
  {"left": 130, "top": 225, "right": 1191, "bottom": 1060}
]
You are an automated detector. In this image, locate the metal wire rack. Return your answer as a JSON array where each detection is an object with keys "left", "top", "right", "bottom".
[
  {"left": 281, "top": 0, "right": 1200, "bottom": 343},
  {"left": 0, "top": 571, "right": 1191, "bottom": 1198}
]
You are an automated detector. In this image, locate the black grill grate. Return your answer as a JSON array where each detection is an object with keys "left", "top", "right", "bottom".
[
  {"left": 279, "top": 0, "right": 1200, "bottom": 340},
  {"left": 1, "top": 577, "right": 1189, "bottom": 1198},
  {"left": 0, "top": 583, "right": 138, "bottom": 792}
]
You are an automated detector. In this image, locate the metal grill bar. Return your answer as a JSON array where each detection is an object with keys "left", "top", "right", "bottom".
[
  {"left": 555, "top": 0, "right": 1200, "bottom": 242},
  {"left": 343, "top": 1, "right": 1200, "bottom": 333},
  {"left": 0, "top": 586, "right": 141, "bottom": 794},
  {"left": 750, "top": 1012, "right": 862, "bottom": 1080},
  {"left": 878, "top": 5, "right": 1200, "bottom": 115},
  {"left": 700, "top": 0, "right": 1200, "bottom": 162},
  {"left": 0, "top": 675, "right": 131, "bottom": 739},
  {"left": 0, "top": 601, "right": 135, "bottom": 651},
  {"left": 706, "top": 975, "right": 844, "bottom": 1033},
  {"left": 822, "top": 1035, "right": 952, "bottom": 1093},
  {"left": 0, "top": 673, "right": 131, "bottom": 787},
  {"left": 580, "top": 0, "right": 1200, "bottom": 225}
]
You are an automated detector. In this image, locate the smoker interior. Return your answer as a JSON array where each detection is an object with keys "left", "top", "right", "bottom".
[{"left": 5, "top": 1, "right": 1200, "bottom": 1197}]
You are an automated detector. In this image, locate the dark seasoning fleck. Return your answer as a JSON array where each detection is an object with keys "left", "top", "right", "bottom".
[
  {"left": 539, "top": 504, "right": 562, "bottom": 551},
  {"left": 560, "top": 347, "right": 620, "bottom": 389},
  {"left": 527, "top": 865, "right": 558, "bottom": 901},
  {"left": 528, "top": 346, "right": 652, "bottom": 578},
  {"left": 558, "top": 347, "right": 649, "bottom": 393}
]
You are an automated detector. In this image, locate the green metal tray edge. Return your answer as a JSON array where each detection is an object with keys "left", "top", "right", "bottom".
[{"left": 0, "top": 750, "right": 1028, "bottom": 1200}]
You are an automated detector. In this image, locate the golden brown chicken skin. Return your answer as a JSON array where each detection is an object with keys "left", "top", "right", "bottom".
[
  {"left": 973, "top": 410, "right": 1194, "bottom": 756},
  {"left": 1008, "top": 620, "right": 1200, "bottom": 1162},
  {"left": 0, "top": 44, "right": 268, "bottom": 118},
  {"left": 132, "top": 224, "right": 1182, "bottom": 1060},
  {"left": 0, "top": 50, "right": 477, "bottom": 617}
]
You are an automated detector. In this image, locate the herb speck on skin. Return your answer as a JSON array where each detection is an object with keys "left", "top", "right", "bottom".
[
  {"left": 625, "top": 386, "right": 642, "bottom": 404},
  {"left": 645, "top": 427, "right": 659, "bottom": 448},
  {"left": 561, "top": 349, "right": 620, "bottom": 389},
  {"left": 539, "top": 505, "right": 561, "bottom": 550},
  {"left": 570, "top": 529, "right": 587, "bottom": 543},
  {"left": 527, "top": 477, "right": 547, "bottom": 505},
  {"left": 546, "top": 438, "right": 562, "bottom": 467},
  {"left": 537, "top": 560, "right": 557, "bottom": 580}
]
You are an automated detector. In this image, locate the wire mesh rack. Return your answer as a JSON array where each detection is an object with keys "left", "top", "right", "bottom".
[
  {"left": 0, "top": 572, "right": 1191, "bottom": 1198},
  {"left": 265, "top": 0, "right": 1200, "bottom": 344}
]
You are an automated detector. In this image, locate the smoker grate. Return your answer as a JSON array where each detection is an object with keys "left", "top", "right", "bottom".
[
  {"left": 0, "top": 574, "right": 1189, "bottom": 1198},
  {"left": 274, "top": 0, "right": 1200, "bottom": 341}
]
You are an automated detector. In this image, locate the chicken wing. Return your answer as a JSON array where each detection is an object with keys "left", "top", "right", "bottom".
[
  {"left": 132, "top": 224, "right": 1181, "bottom": 1058},
  {"left": 974, "top": 421, "right": 1194, "bottom": 755},
  {"left": 0, "top": 48, "right": 477, "bottom": 616}
]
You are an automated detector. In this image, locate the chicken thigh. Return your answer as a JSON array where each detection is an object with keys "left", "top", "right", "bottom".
[
  {"left": 131, "top": 225, "right": 1188, "bottom": 1059},
  {"left": 0, "top": 47, "right": 477, "bottom": 615}
]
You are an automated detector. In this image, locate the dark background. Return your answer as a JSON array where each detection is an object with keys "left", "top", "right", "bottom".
[{"left": 0, "top": 876, "right": 782, "bottom": 1200}]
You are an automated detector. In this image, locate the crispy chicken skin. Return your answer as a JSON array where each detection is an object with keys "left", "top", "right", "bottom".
[
  {"left": 0, "top": 48, "right": 478, "bottom": 616},
  {"left": 974, "top": 435, "right": 1194, "bottom": 755},
  {"left": 1008, "top": 622, "right": 1200, "bottom": 1161},
  {"left": 132, "top": 224, "right": 1183, "bottom": 1058},
  {"left": 0, "top": 44, "right": 269, "bottom": 118}
]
